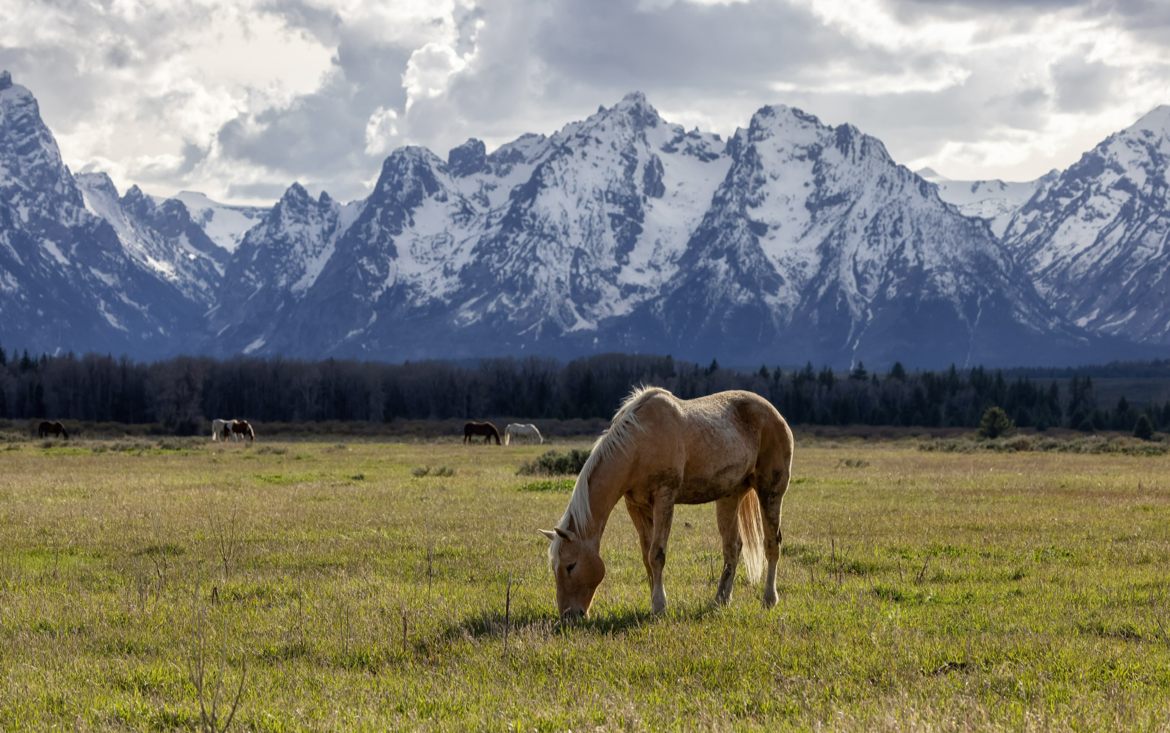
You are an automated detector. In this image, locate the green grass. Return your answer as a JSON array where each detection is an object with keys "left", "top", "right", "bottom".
[{"left": 0, "top": 436, "right": 1169, "bottom": 729}]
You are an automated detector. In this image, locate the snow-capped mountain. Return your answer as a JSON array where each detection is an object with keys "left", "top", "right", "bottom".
[
  {"left": 211, "top": 95, "right": 1111, "bottom": 367},
  {"left": 77, "top": 173, "right": 226, "bottom": 306},
  {"left": 0, "top": 71, "right": 203, "bottom": 357},
  {"left": 1001, "top": 106, "right": 1170, "bottom": 346},
  {"left": 632, "top": 106, "right": 1090, "bottom": 367},
  {"left": 211, "top": 93, "right": 734, "bottom": 359},
  {"left": 208, "top": 182, "right": 361, "bottom": 354},
  {"left": 3, "top": 68, "right": 1168, "bottom": 368}
]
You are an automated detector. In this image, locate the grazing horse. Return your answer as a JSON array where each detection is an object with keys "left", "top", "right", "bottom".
[
  {"left": 463, "top": 421, "right": 501, "bottom": 445},
  {"left": 230, "top": 420, "right": 255, "bottom": 443},
  {"left": 504, "top": 423, "right": 543, "bottom": 445},
  {"left": 37, "top": 420, "right": 68, "bottom": 439},
  {"left": 540, "top": 387, "right": 793, "bottom": 620},
  {"left": 211, "top": 418, "right": 232, "bottom": 442}
]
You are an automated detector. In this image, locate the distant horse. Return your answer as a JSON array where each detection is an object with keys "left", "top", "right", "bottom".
[
  {"left": 505, "top": 423, "right": 543, "bottom": 445},
  {"left": 211, "top": 418, "right": 232, "bottom": 442},
  {"left": 540, "top": 387, "right": 793, "bottom": 620},
  {"left": 37, "top": 420, "right": 68, "bottom": 439},
  {"left": 463, "top": 421, "right": 501, "bottom": 445},
  {"left": 230, "top": 420, "right": 255, "bottom": 443}
]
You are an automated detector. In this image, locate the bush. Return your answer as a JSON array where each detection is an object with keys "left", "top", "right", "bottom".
[
  {"left": 977, "top": 407, "right": 1017, "bottom": 439},
  {"left": 1134, "top": 414, "right": 1156, "bottom": 441},
  {"left": 517, "top": 449, "right": 591, "bottom": 476}
]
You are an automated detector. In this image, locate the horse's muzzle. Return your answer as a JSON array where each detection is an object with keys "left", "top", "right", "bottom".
[{"left": 560, "top": 607, "right": 587, "bottom": 622}]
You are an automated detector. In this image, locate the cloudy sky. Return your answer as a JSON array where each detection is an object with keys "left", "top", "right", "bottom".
[{"left": 3, "top": 0, "right": 1170, "bottom": 205}]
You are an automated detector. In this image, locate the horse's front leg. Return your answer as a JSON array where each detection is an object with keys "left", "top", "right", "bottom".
[
  {"left": 624, "top": 497, "right": 654, "bottom": 585},
  {"left": 647, "top": 499, "right": 675, "bottom": 614},
  {"left": 714, "top": 495, "right": 742, "bottom": 605}
]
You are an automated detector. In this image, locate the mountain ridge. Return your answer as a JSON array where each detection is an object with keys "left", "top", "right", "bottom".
[{"left": 2, "top": 71, "right": 1168, "bottom": 368}]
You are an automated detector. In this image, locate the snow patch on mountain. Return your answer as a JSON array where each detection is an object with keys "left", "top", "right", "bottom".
[
  {"left": 920, "top": 168, "right": 1054, "bottom": 238},
  {"left": 169, "top": 191, "right": 269, "bottom": 253}
]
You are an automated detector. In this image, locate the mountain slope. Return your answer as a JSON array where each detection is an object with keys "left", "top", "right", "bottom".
[
  {"left": 638, "top": 106, "right": 1089, "bottom": 367},
  {"left": 0, "top": 71, "right": 202, "bottom": 357},
  {"left": 1002, "top": 106, "right": 1170, "bottom": 346}
]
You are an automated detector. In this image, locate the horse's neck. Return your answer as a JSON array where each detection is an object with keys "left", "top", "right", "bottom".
[{"left": 582, "top": 465, "right": 627, "bottom": 542}]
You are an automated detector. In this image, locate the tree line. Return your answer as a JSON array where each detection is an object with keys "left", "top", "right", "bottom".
[{"left": 0, "top": 344, "right": 1167, "bottom": 435}]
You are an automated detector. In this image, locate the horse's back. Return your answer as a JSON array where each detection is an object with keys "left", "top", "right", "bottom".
[{"left": 627, "top": 389, "right": 791, "bottom": 501}]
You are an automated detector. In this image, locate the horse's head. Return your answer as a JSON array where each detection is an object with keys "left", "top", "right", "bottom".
[{"left": 540, "top": 526, "right": 605, "bottom": 621}]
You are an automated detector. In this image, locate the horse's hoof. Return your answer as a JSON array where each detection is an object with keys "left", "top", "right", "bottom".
[
  {"left": 714, "top": 591, "right": 732, "bottom": 606},
  {"left": 762, "top": 592, "right": 778, "bottom": 609}
]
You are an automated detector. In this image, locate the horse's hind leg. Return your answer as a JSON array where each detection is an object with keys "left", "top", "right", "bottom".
[
  {"left": 757, "top": 477, "right": 789, "bottom": 609},
  {"left": 714, "top": 495, "right": 742, "bottom": 605}
]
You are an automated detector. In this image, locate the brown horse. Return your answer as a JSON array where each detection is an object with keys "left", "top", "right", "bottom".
[
  {"left": 37, "top": 420, "right": 68, "bottom": 439},
  {"left": 230, "top": 420, "right": 255, "bottom": 443},
  {"left": 541, "top": 387, "right": 793, "bottom": 620},
  {"left": 463, "top": 421, "right": 501, "bottom": 445}
]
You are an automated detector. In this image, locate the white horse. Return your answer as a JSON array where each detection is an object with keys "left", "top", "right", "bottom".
[
  {"left": 211, "top": 418, "right": 232, "bottom": 442},
  {"left": 505, "top": 423, "right": 543, "bottom": 445}
]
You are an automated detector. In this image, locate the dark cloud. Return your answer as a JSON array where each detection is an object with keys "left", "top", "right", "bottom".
[
  {"left": 5, "top": 0, "right": 1169, "bottom": 203},
  {"left": 534, "top": 0, "right": 882, "bottom": 92},
  {"left": 1051, "top": 56, "right": 1119, "bottom": 113},
  {"left": 886, "top": 0, "right": 1098, "bottom": 23}
]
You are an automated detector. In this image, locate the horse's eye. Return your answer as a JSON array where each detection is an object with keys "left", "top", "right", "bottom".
[{"left": 566, "top": 562, "right": 577, "bottom": 575}]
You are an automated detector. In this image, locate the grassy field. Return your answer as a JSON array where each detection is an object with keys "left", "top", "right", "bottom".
[{"left": 2, "top": 434, "right": 1170, "bottom": 731}]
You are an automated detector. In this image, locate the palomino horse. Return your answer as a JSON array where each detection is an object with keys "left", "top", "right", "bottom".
[
  {"left": 463, "top": 421, "right": 501, "bottom": 445},
  {"left": 38, "top": 420, "right": 69, "bottom": 439},
  {"left": 540, "top": 387, "right": 793, "bottom": 620},
  {"left": 230, "top": 420, "right": 255, "bottom": 443},
  {"left": 504, "top": 423, "right": 543, "bottom": 445},
  {"left": 211, "top": 418, "right": 232, "bottom": 442}
]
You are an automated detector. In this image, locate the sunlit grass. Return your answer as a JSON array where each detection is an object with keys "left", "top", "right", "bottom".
[{"left": 0, "top": 436, "right": 1169, "bottom": 729}]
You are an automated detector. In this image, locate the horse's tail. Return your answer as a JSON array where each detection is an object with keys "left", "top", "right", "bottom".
[
  {"left": 737, "top": 489, "right": 765, "bottom": 584},
  {"left": 504, "top": 427, "right": 511, "bottom": 446}
]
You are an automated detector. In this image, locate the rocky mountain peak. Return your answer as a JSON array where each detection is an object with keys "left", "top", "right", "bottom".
[
  {"left": 0, "top": 70, "right": 11, "bottom": 91},
  {"left": 609, "top": 91, "right": 660, "bottom": 129},
  {"left": 1126, "top": 105, "right": 1170, "bottom": 137},
  {"left": 447, "top": 138, "right": 488, "bottom": 177}
]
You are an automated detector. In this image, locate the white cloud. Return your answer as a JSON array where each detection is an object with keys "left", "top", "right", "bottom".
[
  {"left": 364, "top": 106, "right": 399, "bottom": 155},
  {"left": 403, "top": 42, "right": 472, "bottom": 110},
  {"left": 5, "top": 0, "right": 1170, "bottom": 203}
]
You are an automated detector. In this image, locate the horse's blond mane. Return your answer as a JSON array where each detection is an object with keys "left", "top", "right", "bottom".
[{"left": 548, "top": 385, "right": 666, "bottom": 569}]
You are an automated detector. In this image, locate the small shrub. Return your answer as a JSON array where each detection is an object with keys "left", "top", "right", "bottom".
[
  {"left": 836, "top": 458, "right": 870, "bottom": 468},
  {"left": 1134, "top": 414, "right": 1156, "bottom": 441},
  {"left": 518, "top": 478, "right": 576, "bottom": 493},
  {"left": 517, "top": 449, "right": 591, "bottom": 476},
  {"left": 412, "top": 466, "right": 454, "bottom": 478},
  {"left": 256, "top": 445, "right": 288, "bottom": 455},
  {"left": 977, "top": 407, "right": 1016, "bottom": 439}
]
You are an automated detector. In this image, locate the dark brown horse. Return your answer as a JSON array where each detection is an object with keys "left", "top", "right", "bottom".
[
  {"left": 231, "top": 420, "right": 255, "bottom": 443},
  {"left": 463, "top": 421, "right": 501, "bottom": 445},
  {"left": 37, "top": 421, "right": 68, "bottom": 439}
]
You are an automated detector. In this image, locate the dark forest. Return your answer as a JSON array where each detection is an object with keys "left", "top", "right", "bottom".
[{"left": 0, "top": 344, "right": 1167, "bottom": 435}]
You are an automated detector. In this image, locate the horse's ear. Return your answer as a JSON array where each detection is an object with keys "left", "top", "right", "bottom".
[
  {"left": 538, "top": 529, "right": 558, "bottom": 542},
  {"left": 554, "top": 527, "right": 573, "bottom": 541}
]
